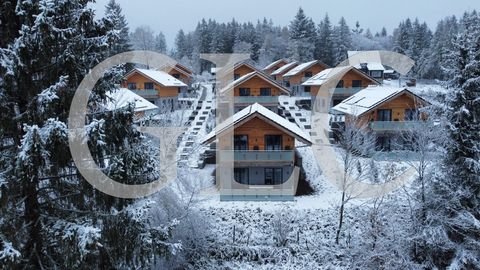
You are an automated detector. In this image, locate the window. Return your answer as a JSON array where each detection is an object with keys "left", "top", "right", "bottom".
[
  {"left": 405, "top": 109, "right": 419, "bottom": 121},
  {"left": 260, "top": 88, "right": 271, "bottom": 96},
  {"left": 273, "top": 75, "right": 277, "bottom": 80},
  {"left": 370, "top": 70, "right": 383, "bottom": 78},
  {"left": 234, "top": 73, "right": 240, "bottom": 80},
  {"left": 172, "top": 73, "right": 180, "bottom": 79},
  {"left": 377, "top": 109, "right": 392, "bottom": 121},
  {"left": 234, "top": 168, "right": 249, "bottom": 184},
  {"left": 234, "top": 135, "right": 248, "bottom": 150},
  {"left": 285, "top": 81, "right": 290, "bottom": 87},
  {"left": 376, "top": 136, "right": 391, "bottom": 151},
  {"left": 352, "top": 80, "right": 362, "bottom": 87},
  {"left": 239, "top": 88, "right": 250, "bottom": 96},
  {"left": 144, "top": 82, "right": 154, "bottom": 89},
  {"left": 127, "top": 82, "right": 137, "bottom": 90},
  {"left": 304, "top": 71, "right": 313, "bottom": 77},
  {"left": 265, "top": 168, "right": 283, "bottom": 185},
  {"left": 336, "top": 80, "right": 344, "bottom": 88},
  {"left": 265, "top": 135, "right": 282, "bottom": 150},
  {"left": 304, "top": 86, "right": 311, "bottom": 93}
]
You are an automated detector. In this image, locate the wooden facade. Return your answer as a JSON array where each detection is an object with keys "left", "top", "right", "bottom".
[
  {"left": 123, "top": 72, "right": 179, "bottom": 97},
  {"left": 233, "top": 75, "right": 285, "bottom": 97},
  {"left": 310, "top": 68, "right": 379, "bottom": 97},
  {"left": 285, "top": 62, "right": 329, "bottom": 86},
  {"left": 355, "top": 93, "right": 427, "bottom": 124},
  {"left": 231, "top": 117, "right": 294, "bottom": 151}
]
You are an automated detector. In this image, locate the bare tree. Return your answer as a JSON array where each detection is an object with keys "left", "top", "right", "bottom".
[{"left": 334, "top": 117, "right": 376, "bottom": 244}]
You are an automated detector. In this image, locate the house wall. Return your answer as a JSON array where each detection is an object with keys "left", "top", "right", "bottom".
[
  {"left": 124, "top": 72, "right": 179, "bottom": 97},
  {"left": 234, "top": 76, "right": 283, "bottom": 96},
  {"left": 234, "top": 117, "right": 295, "bottom": 150},
  {"left": 287, "top": 63, "right": 328, "bottom": 86},
  {"left": 358, "top": 93, "right": 425, "bottom": 123},
  {"left": 310, "top": 70, "right": 378, "bottom": 96},
  {"left": 168, "top": 70, "right": 191, "bottom": 85},
  {"left": 234, "top": 64, "right": 256, "bottom": 77}
]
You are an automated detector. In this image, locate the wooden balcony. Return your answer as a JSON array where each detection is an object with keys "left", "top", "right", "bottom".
[{"left": 234, "top": 96, "right": 279, "bottom": 104}]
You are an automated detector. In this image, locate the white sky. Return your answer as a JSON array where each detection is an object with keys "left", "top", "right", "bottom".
[{"left": 92, "top": 0, "right": 479, "bottom": 48}]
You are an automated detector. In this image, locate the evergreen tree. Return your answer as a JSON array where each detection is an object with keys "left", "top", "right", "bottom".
[
  {"left": 288, "top": 7, "right": 317, "bottom": 61},
  {"left": 0, "top": 0, "right": 179, "bottom": 268},
  {"left": 103, "top": 0, "right": 130, "bottom": 55},
  {"left": 418, "top": 10, "right": 480, "bottom": 268},
  {"left": 315, "top": 14, "right": 335, "bottom": 66},
  {"left": 332, "top": 17, "right": 352, "bottom": 65},
  {"left": 155, "top": 32, "right": 167, "bottom": 53}
]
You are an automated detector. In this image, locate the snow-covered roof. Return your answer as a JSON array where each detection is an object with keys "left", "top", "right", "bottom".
[
  {"left": 283, "top": 60, "right": 325, "bottom": 77},
  {"left": 105, "top": 88, "right": 158, "bottom": 113},
  {"left": 347, "top": 51, "right": 386, "bottom": 71},
  {"left": 263, "top": 59, "right": 287, "bottom": 70},
  {"left": 331, "top": 86, "right": 426, "bottom": 117},
  {"left": 384, "top": 69, "right": 395, "bottom": 74},
  {"left": 125, "top": 68, "right": 187, "bottom": 87},
  {"left": 159, "top": 64, "right": 192, "bottom": 78},
  {"left": 302, "top": 66, "right": 380, "bottom": 86},
  {"left": 271, "top": 61, "right": 298, "bottom": 76},
  {"left": 202, "top": 103, "right": 312, "bottom": 145},
  {"left": 211, "top": 67, "right": 219, "bottom": 73},
  {"left": 219, "top": 71, "right": 290, "bottom": 95}
]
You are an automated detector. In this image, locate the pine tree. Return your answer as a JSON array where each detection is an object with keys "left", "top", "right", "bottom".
[
  {"left": 418, "top": 10, "right": 480, "bottom": 268},
  {"left": 332, "top": 17, "right": 352, "bottom": 65},
  {"left": 315, "top": 14, "right": 335, "bottom": 66},
  {"left": 103, "top": 0, "right": 130, "bottom": 55},
  {"left": 0, "top": 0, "right": 179, "bottom": 268},
  {"left": 288, "top": 7, "right": 317, "bottom": 62},
  {"left": 155, "top": 32, "right": 167, "bottom": 53}
]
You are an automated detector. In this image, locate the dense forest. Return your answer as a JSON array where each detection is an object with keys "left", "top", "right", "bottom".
[
  {"left": 129, "top": 7, "right": 461, "bottom": 80},
  {"left": 0, "top": 0, "right": 479, "bottom": 268}
]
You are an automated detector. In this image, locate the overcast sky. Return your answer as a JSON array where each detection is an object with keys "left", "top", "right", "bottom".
[{"left": 92, "top": 0, "right": 479, "bottom": 48}]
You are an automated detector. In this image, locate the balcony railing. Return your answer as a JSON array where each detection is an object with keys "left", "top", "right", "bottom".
[
  {"left": 129, "top": 89, "right": 158, "bottom": 98},
  {"left": 234, "top": 96, "right": 279, "bottom": 104},
  {"left": 219, "top": 150, "right": 294, "bottom": 162},
  {"left": 369, "top": 121, "right": 425, "bottom": 131},
  {"left": 330, "top": 87, "right": 364, "bottom": 95}
]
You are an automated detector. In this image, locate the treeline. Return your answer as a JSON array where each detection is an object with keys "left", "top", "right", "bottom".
[{"left": 161, "top": 7, "right": 473, "bottom": 80}]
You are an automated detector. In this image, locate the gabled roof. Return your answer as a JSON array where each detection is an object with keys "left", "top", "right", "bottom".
[
  {"left": 271, "top": 61, "right": 298, "bottom": 76},
  {"left": 124, "top": 68, "right": 187, "bottom": 87},
  {"left": 263, "top": 59, "right": 288, "bottom": 71},
  {"left": 174, "top": 62, "right": 193, "bottom": 75},
  {"left": 106, "top": 88, "right": 158, "bottom": 113},
  {"left": 201, "top": 103, "right": 312, "bottom": 145},
  {"left": 331, "top": 86, "right": 429, "bottom": 117},
  {"left": 283, "top": 60, "right": 328, "bottom": 77},
  {"left": 347, "top": 51, "right": 386, "bottom": 71},
  {"left": 301, "top": 66, "right": 380, "bottom": 86},
  {"left": 159, "top": 64, "right": 192, "bottom": 78},
  {"left": 219, "top": 71, "right": 291, "bottom": 95}
]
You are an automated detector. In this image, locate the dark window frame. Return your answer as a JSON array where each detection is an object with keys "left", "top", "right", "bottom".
[
  {"left": 144, "top": 82, "right": 154, "bottom": 90},
  {"left": 352, "top": 80, "right": 362, "bottom": 88},
  {"left": 239, "top": 88, "right": 251, "bottom": 96},
  {"left": 234, "top": 135, "right": 249, "bottom": 150},
  {"left": 264, "top": 135, "right": 282, "bottom": 150},
  {"left": 127, "top": 82, "right": 137, "bottom": 90},
  {"left": 260, "top": 88, "right": 272, "bottom": 96}
]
